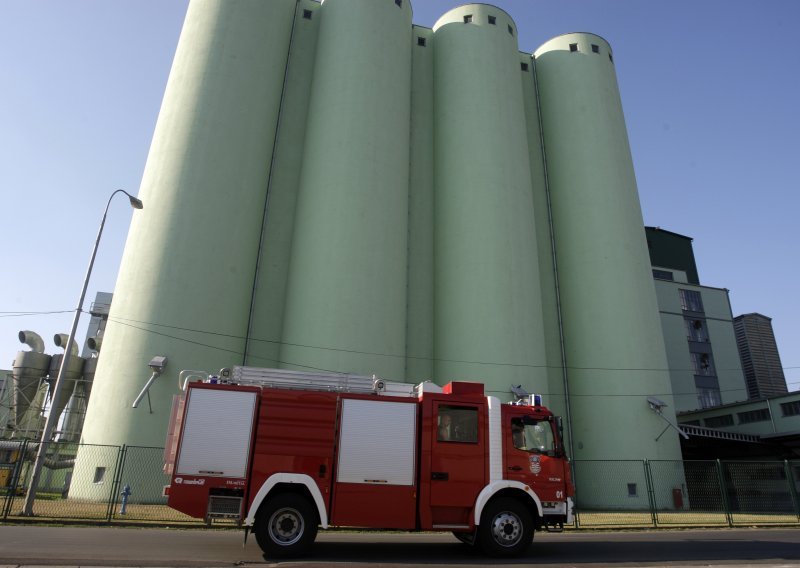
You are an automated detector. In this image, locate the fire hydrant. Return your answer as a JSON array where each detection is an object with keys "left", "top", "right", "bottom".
[{"left": 120, "top": 484, "right": 132, "bottom": 515}]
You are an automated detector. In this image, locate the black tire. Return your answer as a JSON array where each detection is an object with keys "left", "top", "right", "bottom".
[
  {"left": 255, "top": 493, "right": 318, "bottom": 558},
  {"left": 477, "top": 497, "right": 534, "bottom": 557}
]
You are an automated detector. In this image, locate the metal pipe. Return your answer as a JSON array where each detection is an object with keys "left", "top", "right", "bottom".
[
  {"left": 22, "top": 189, "right": 142, "bottom": 517},
  {"left": 132, "top": 371, "right": 161, "bottom": 409},
  {"left": 18, "top": 331, "right": 45, "bottom": 353},
  {"left": 54, "top": 333, "right": 79, "bottom": 357}
]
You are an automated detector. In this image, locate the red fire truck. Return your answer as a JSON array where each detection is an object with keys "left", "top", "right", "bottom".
[{"left": 164, "top": 366, "right": 574, "bottom": 558}]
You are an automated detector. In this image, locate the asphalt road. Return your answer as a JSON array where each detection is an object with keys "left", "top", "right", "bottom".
[{"left": 0, "top": 525, "right": 798, "bottom": 567}]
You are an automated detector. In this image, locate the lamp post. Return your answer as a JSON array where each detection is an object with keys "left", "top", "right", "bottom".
[{"left": 22, "top": 189, "right": 143, "bottom": 516}]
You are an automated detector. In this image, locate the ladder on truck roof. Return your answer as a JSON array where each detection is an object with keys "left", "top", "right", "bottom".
[{"left": 226, "top": 366, "right": 437, "bottom": 397}]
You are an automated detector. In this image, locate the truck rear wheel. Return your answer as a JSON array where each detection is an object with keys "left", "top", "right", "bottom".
[
  {"left": 255, "top": 493, "right": 318, "bottom": 558},
  {"left": 477, "top": 497, "right": 533, "bottom": 557}
]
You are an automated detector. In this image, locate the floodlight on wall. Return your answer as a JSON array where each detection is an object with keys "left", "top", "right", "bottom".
[
  {"left": 132, "top": 356, "right": 169, "bottom": 410},
  {"left": 647, "top": 396, "right": 689, "bottom": 441}
]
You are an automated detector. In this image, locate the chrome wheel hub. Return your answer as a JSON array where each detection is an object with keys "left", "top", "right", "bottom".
[{"left": 490, "top": 511, "right": 522, "bottom": 547}]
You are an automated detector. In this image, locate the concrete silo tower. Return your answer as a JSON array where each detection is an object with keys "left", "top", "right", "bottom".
[
  {"left": 533, "top": 34, "right": 682, "bottom": 462},
  {"left": 75, "top": 0, "right": 298, "bottom": 496},
  {"left": 431, "top": 5, "right": 549, "bottom": 396},
  {"left": 278, "top": 0, "right": 413, "bottom": 379}
]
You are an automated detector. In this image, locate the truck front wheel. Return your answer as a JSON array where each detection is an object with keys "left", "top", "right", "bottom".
[
  {"left": 255, "top": 493, "right": 318, "bottom": 558},
  {"left": 477, "top": 497, "right": 534, "bottom": 557}
]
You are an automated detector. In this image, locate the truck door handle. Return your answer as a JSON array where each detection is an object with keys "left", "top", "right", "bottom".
[
  {"left": 431, "top": 471, "right": 449, "bottom": 481},
  {"left": 508, "top": 466, "right": 523, "bottom": 471}
]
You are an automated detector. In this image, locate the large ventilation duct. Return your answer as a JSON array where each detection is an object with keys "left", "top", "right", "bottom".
[
  {"left": 12, "top": 331, "right": 51, "bottom": 437},
  {"left": 54, "top": 333, "right": 79, "bottom": 357},
  {"left": 47, "top": 334, "right": 85, "bottom": 437},
  {"left": 60, "top": 356, "right": 99, "bottom": 442},
  {"left": 0, "top": 440, "right": 76, "bottom": 469},
  {"left": 87, "top": 336, "right": 102, "bottom": 352},
  {"left": 19, "top": 330, "right": 46, "bottom": 353}
]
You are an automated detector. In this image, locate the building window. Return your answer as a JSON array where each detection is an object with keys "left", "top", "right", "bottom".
[
  {"left": 697, "top": 387, "right": 721, "bottom": 409},
  {"left": 508, "top": 24, "right": 514, "bottom": 35},
  {"left": 520, "top": 62, "right": 529, "bottom": 71},
  {"left": 93, "top": 466, "right": 106, "bottom": 484},
  {"left": 691, "top": 352, "right": 715, "bottom": 376},
  {"left": 653, "top": 269, "right": 674, "bottom": 281},
  {"left": 417, "top": 37, "right": 426, "bottom": 47},
  {"left": 488, "top": 15, "right": 496, "bottom": 25},
  {"left": 591, "top": 44, "right": 599, "bottom": 53},
  {"left": 302, "top": 9, "right": 312, "bottom": 19},
  {"left": 682, "top": 420, "right": 701, "bottom": 426},
  {"left": 781, "top": 400, "right": 800, "bottom": 417},
  {"left": 738, "top": 409, "right": 770, "bottom": 424},
  {"left": 569, "top": 43, "right": 578, "bottom": 52},
  {"left": 395, "top": 0, "right": 402, "bottom": 7},
  {"left": 627, "top": 483, "right": 637, "bottom": 497},
  {"left": 463, "top": 14, "right": 473, "bottom": 23},
  {"left": 679, "top": 289, "right": 704, "bottom": 312},
  {"left": 704, "top": 414, "right": 733, "bottom": 428},
  {"left": 685, "top": 318, "right": 709, "bottom": 342}
]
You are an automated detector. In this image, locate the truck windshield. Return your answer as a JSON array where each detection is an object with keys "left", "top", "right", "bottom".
[{"left": 511, "top": 417, "right": 555, "bottom": 455}]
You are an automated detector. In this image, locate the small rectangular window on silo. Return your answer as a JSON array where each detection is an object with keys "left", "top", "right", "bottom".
[
  {"left": 488, "top": 15, "right": 496, "bottom": 25},
  {"left": 463, "top": 14, "right": 473, "bottom": 23},
  {"left": 417, "top": 37, "right": 426, "bottom": 47},
  {"left": 592, "top": 44, "right": 600, "bottom": 53},
  {"left": 627, "top": 483, "right": 637, "bottom": 497},
  {"left": 302, "top": 9, "right": 312, "bottom": 19},
  {"left": 569, "top": 43, "right": 578, "bottom": 52}
]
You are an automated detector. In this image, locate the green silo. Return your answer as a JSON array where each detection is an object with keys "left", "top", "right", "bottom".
[
  {"left": 432, "top": 5, "right": 548, "bottom": 396},
  {"left": 278, "top": 0, "right": 413, "bottom": 379},
  {"left": 518, "top": 52, "right": 570, "bottom": 424},
  {"left": 74, "top": 0, "right": 297, "bottom": 497},
  {"left": 405, "top": 24, "right": 435, "bottom": 382},
  {"left": 533, "top": 34, "right": 682, "bottom": 468},
  {"left": 244, "top": 0, "right": 322, "bottom": 369}
]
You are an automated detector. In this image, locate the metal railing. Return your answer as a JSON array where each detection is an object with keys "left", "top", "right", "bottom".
[{"left": 2, "top": 444, "right": 799, "bottom": 528}]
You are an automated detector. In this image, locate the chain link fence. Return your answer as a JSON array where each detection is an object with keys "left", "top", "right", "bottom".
[
  {"left": 2, "top": 443, "right": 799, "bottom": 527},
  {"left": 574, "top": 459, "right": 800, "bottom": 528}
]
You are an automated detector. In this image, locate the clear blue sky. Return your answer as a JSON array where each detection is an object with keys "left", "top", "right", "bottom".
[{"left": 1, "top": 1, "right": 798, "bottom": 392}]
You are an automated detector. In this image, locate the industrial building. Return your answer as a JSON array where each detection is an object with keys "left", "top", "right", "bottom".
[
  {"left": 646, "top": 227, "right": 748, "bottom": 412},
  {"left": 9, "top": 1, "right": 693, "bottom": 503},
  {"left": 734, "top": 313, "right": 788, "bottom": 399}
]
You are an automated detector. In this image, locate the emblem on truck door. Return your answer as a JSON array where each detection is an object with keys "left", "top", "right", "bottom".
[{"left": 529, "top": 455, "right": 541, "bottom": 475}]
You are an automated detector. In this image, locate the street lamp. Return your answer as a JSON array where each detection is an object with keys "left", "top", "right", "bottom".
[{"left": 22, "top": 189, "right": 143, "bottom": 516}]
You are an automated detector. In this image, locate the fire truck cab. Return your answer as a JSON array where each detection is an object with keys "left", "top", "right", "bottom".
[{"left": 164, "top": 367, "right": 574, "bottom": 558}]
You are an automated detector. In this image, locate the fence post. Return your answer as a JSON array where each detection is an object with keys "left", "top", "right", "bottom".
[
  {"left": 716, "top": 459, "right": 733, "bottom": 527},
  {"left": 643, "top": 459, "right": 657, "bottom": 528},
  {"left": 784, "top": 460, "right": 800, "bottom": 522},
  {"left": 3, "top": 439, "right": 28, "bottom": 519},
  {"left": 106, "top": 445, "right": 127, "bottom": 522}
]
